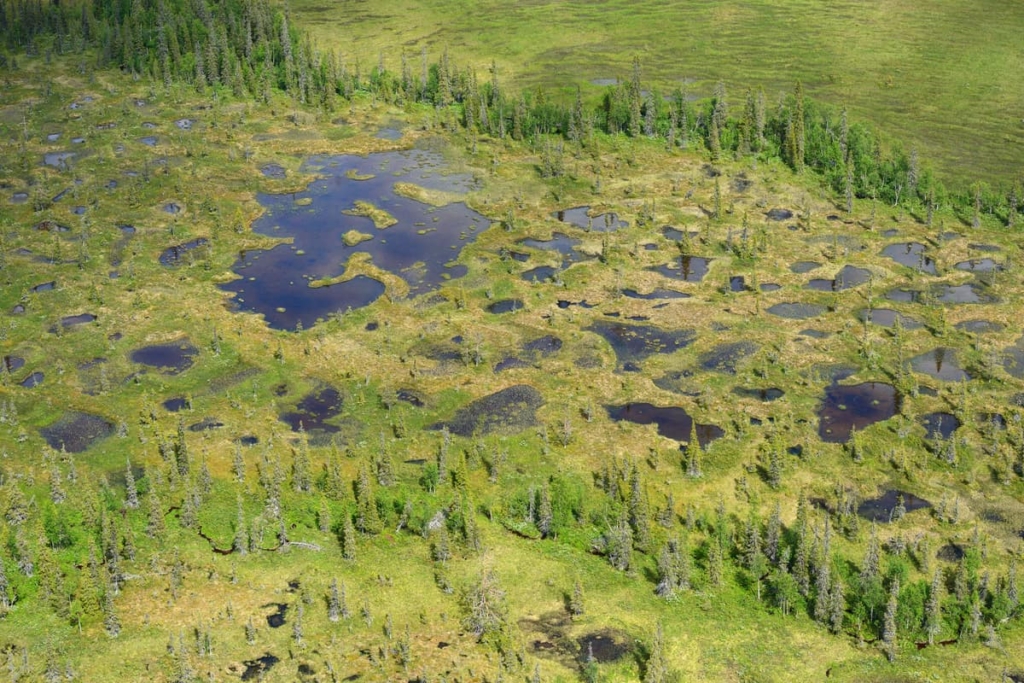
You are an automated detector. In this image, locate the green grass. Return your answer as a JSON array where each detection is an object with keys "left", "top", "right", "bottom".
[
  {"left": 289, "top": 0, "right": 1024, "bottom": 186},
  {"left": 3, "top": 46, "right": 1024, "bottom": 683}
]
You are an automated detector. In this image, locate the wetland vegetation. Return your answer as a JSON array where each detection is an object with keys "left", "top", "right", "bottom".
[{"left": 0, "top": 1, "right": 1022, "bottom": 682}]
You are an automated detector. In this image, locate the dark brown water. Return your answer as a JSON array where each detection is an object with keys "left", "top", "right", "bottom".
[{"left": 818, "top": 382, "right": 898, "bottom": 443}]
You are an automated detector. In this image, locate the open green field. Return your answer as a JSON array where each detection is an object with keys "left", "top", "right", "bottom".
[
  {"left": 1, "top": 1, "right": 1024, "bottom": 681},
  {"left": 290, "top": 0, "right": 1024, "bottom": 186}
]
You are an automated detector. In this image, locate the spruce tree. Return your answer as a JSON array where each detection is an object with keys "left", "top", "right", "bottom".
[
  {"left": 882, "top": 578, "right": 899, "bottom": 662},
  {"left": 643, "top": 623, "right": 667, "bottom": 683}
]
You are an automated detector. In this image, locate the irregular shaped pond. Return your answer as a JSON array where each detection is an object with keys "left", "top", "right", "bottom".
[
  {"left": 3, "top": 356, "right": 25, "bottom": 373},
  {"left": 163, "top": 397, "right": 188, "bottom": 412},
  {"left": 242, "top": 654, "right": 280, "bottom": 681},
  {"left": 909, "top": 348, "right": 971, "bottom": 382},
  {"left": 767, "top": 302, "right": 825, "bottom": 320},
  {"left": 159, "top": 238, "right": 208, "bottom": 266},
  {"left": 804, "top": 265, "right": 872, "bottom": 292},
  {"left": 732, "top": 387, "right": 784, "bottom": 401},
  {"left": 652, "top": 256, "right": 712, "bottom": 282},
  {"left": 858, "top": 490, "right": 931, "bottom": 522},
  {"left": 60, "top": 313, "right": 96, "bottom": 328},
  {"left": 586, "top": 321, "right": 695, "bottom": 364},
  {"left": 857, "top": 308, "right": 922, "bottom": 329},
  {"left": 920, "top": 411, "right": 960, "bottom": 440},
  {"left": 220, "top": 150, "right": 486, "bottom": 330},
  {"left": 130, "top": 340, "right": 198, "bottom": 374},
  {"left": 434, "top": 385, "right": 543, "bottom": 437},
  {"left": 522, "top": 335, "right": 563, "bottom": 356},
  {"left": 19, "top": 371, "right": 44, "bottom": 388},
  {"left": 488, "top": 299, "right": 523, "bottom": 314},
  {"left": 522, "top": 266, "right": 558, "bottom": 282},
  {"left": 279, "top": 386, "right": 343, "bottom": 433},
  {"left": 955, "top": 258, "right": 1000, "bottom": 272},
  {"left": 605, "top": 403, "right": 723, "bottom": 448},
  {"left": 577, "top": 632, "right": 631, "bottom": 663},
  {"left": 789, "top": 261, "right": 821, "bottom": 274},
  {"left": 935, "top": 283, "right": 991, "bottom": 304},
  {"left": 699, "top": 341, "right": 758, "bottom": 374},
  {"left": 261, "top": 163, "right": 286, "bottom": 179},
  {"left": 621, "top": 287, "right": 689, "bottom": 300},
  {"left": 882, "top": 242, "right": 936, "bottom": 274},
  {"left": 552, "top": 206, "right": 627, "bottom": 232},
  {"left": 818, "top": 382, "right": 899, "bottom": 443},
  {"left": 518, "top": 232, "right": 581, "bottom": 258},
  {"left": 40, "top": 411, "right": 113, "bottom": 452},
  {"left": 956, "top": 319, "right": 1003, "bottom": 333},
  {"left": 766, "top": 208, "right": 793, "bottom": 221}
]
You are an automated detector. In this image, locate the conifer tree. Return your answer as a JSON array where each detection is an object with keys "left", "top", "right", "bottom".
[{"left": 882, "top": 578, "right": 899, "bottom": 662}]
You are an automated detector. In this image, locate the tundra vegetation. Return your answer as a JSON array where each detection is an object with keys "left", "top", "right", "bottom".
[{"left": 0, "top": 1, "right": 1022, "bottom": 682}]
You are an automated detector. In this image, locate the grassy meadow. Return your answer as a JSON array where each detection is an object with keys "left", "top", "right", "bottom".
[{"left": 290, "top": 0, "right": 1024, "bottom": 186}]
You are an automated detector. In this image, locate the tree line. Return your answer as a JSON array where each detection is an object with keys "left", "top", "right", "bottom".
[{"left": 1, "top": 0, "right": 1019, "bottom": 225}]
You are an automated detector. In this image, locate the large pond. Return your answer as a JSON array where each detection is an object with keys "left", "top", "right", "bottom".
[{"left": 220, "top": 150, "right": 488, "bottom": 330}]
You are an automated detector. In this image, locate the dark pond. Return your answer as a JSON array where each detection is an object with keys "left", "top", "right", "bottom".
[
  {"left": 242, "top": 654, "right": 280, "bottom": 681},
  {"left": 881, "top": 242, "right": 936, "bottom": 274},
  {"left": 60, "top": 313, "right": 96, "bottom": 328},
  {"left": 553, "top": 206, "right": 627, "bottom": 232},
  {"left": 434, "top": 385, "right": 543, "bottom": 437},
  {"left": 261, "top": 163, "right": 286, "bottom": 179},
  {"left": 523, "top": 335, "right": 563, "bottom": 356},
  {"left": 159, "top": 238, "right": 208, "bottom": 266},
  {"left": 220, "top": 150, "right": 485, "bottom": 330},
  {"left": 759, "top": 283, "right": 781, "bottom": 292},
  {"left": 732, "top": 387, "right": 784, "bottom": 401},
  {"left": 238, "top": 435, "right": 259, "bottom": 446},
  {"left": 937, "top": 544, "right": 965, "bottom": 562},
  {"left": 397, "top": 389, "right": 425, "bottom": 407},
  {"left": 265, "top": 603, "right": 287, "bottom": 628},
  {"left": 955, "top": 319, "right": 1002, "bottom": 333},
  {"left": 955, "top": 258, "right": 1000, "bottom": 272},
  {"left": 729, "top": 276, "right": 746, "bottom": 292},
  {"left": 163, "top": 397, "right": 188, "bottom": 412},
  {"left": 621, "top": 287, "right": 689, "bottom": 300},
  {"left": 799, "top": 329, "right": 830, "bottom": 339},
  {"left": 32, "top": 281, "right": 56, "bottom": 292},
  {"left": 909, "top": 348, "right": 971, "bottom": 382},
  {"left": 522, "top": 265, "right": 559, "bottom": 282},
  {"left": 130, "top": 340, "right": 198, "bottom": 374},
  {"left": 189, "top": 417, "right": 224, "bottom": 432},
  {"left": 968, "top": 243, "right": 1000, "bottom": 253},
  {"left": 279, "top": 386, "right": 343, "bottom": 433},
  {"left": 804, "top": 265, "right": 872, "bottom": 292},
  {"left": 140, "top": 136, "right": 158, "bottom": 146},
  {"left": 163, "top": 202, "right": 181, "bottom": 214},
  {"left": 1003, "top": 341, "right": 1024, "bottom": 378},
  {"left": 19, "top": 372, "right": 44, "bottom": 388},
  {"left": 39, "top": 411, "right": 114, "bottom": 452},
  {"left": 857, "top": 308, "right": 922, "bottom": 329},
  {"left": 605, "top": 403, "right": 723, "bottom": 448},
  {"left": 818, "top": 382, "right": 899, "bottom": 443},
  {"left": 36, "top": 220, "right": 70, "bottom": 232},
  {"left": 557, "top": 299, "right": 596, "bottom": 309},
  {"left": 488, "top": 299, "right": 523, "bottom": 314},
  {"left": 44, "top": 151, "right": 76, "bottom": 168},
  {"left": 494, "top": 357, "right": 530, "bottom": 372},
  {"left": 790, "top": 261, "right": 821, "bottom": 274},
  {"left": 3, "top": 356, "right": 25, "bottom": 373},
  {"left": 885, "top": 288, "right": 921, "bottom": 303},
  {"left": 653, "top": 256, "right": 712, "bottom": 282},
  {"left": 577, "top": 632, "right": 630, "bottom": 663},
  {"left": 10, "top": 192, "right": 28, "bottom": 204},
  {"left": 920, "top": 412, "right": 960, "bottom": 440},
  {"left": 934, "top": 283, "right": 990, "bottom": 304},
  {"left": 518, "top": 232, "right": 582, "bottom": 259},
  {"left": 586, "top": 320, "right": 695, "bottom": 365},
  {"left": 174, "top": 118, "right": 195, "bottom": 130},
  {"left": 857, "top": 489, "right": 931, "bottom": 522},
  {"left": 699, "top": 341, "right": 758, "bottom": 374},
  {"left": 767, "top": 302, "right": 825, "bottom": 320},
  {"left": 766, "top": 208, "right": 793, "bottom": 221}
]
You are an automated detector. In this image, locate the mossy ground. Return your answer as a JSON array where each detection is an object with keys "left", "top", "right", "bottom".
[{"left": 0, "top": 50, "right": 1023, "bottom": 683}]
